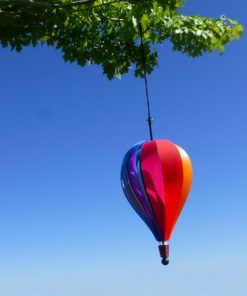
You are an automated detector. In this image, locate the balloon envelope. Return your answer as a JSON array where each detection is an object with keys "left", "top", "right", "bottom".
[{"left": 121, "top": 139, "right": 192, "bottom": 242}]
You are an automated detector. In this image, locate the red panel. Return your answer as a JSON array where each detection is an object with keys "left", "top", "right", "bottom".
[
  {"left": 140, "top": 141, "right": 166, "bottom": 239},
  {"left": 156, "top": 140, "right": 184, "bottom": 240}
]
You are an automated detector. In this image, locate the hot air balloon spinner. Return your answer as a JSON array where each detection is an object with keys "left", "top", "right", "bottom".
[{"left": 120, "top": 24, "right": 193, "bottom": 266}]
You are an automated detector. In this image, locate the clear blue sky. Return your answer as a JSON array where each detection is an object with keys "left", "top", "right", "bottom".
[{"left": 0, "top": 1, "right": 247, "bottom": 295}]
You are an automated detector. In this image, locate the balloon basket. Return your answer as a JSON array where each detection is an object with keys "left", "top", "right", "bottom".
[{"left": 159, "top": 244, "right": 169, "bottom": 265}]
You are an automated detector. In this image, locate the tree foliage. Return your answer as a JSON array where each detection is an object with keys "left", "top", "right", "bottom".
[{"left": 0, "top": 0, "right": 244, "bottom": 78}]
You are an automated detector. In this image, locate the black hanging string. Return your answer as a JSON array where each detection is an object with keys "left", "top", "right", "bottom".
[{"left": 139, "top": 24, "right": 154, "bottom": 141}]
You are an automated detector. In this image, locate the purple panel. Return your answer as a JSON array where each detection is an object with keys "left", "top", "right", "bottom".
[
  {"left": 121, "top": 143, "right": 160, "bottom": 240},
  {"left": 128, "top": 148, "right": 161, "bottom": 239}
]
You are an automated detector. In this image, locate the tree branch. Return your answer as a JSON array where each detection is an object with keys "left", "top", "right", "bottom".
[
  {"left": 57, "top": 0, "right": 98, "bottom": 7},
  {"left": 0, "top": 0, "right": 55, "bottom": 9},
  {"left": 0, "top": 0, "right": 103, "bottom": 8}
]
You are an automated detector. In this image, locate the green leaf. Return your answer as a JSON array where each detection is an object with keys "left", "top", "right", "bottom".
[
  {"left": 233, "top": 24, "right": 244, "bottom": 39},
  {"left": 141, "top": 14, "right": 150, "bottom": 32}
]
